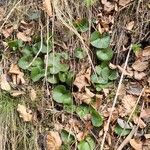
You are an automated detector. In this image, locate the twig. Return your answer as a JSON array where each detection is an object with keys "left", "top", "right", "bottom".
[
  {"left": 100, "top": 46, "right": 132, "bottom": 150},
  {"left": 117, "top": 126, "right": 137, "bottom": 150}
]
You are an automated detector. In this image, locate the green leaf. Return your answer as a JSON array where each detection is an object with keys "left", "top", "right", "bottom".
[
  {"left": 90, "top": 31, "right": 110, "bottom": 48},
  {"left": 76, "top": 105, "right": 90, "bottom": 118},
  {"left": 114, "top": 124, "right": 131, "bottom": 136},
  {"left": 31, "top": 57, "right": 44, "bottom": 67},
  {"left": 52, "top": 85, "right": 72, "bottom": 105},
  {"left": 95, "top": 65, "right": 102, "bottom": 75},
  {"left": 47, "top": 75, "right": 58, "bottom": 84},
  {"left": 48, "top": 53, "right": 61, "bottom": 66},
  {"left": 101, "top": 67, "right": 110, "bottom": 80},
  {"left": 7, "top": 40, "right": 23, "bottom": 50},
  {"left": 59, "top": 64, "right": 69, "bottom": 72},
  {"left": 109, "top": 70, "right": 118, "bottom": 80},
  {"left": 84, "top": 0, "right": 97, "bottom": 7},
  {"left": 75, "top": 48, "right": 87, "bottom": 59},
  {"left": 85, "top": 136, "right": 96, "bottom": 150},
  {"left": 64, "top": 105, "right": 76, "bottom": 113},
  {"left": 91, "top": 109, "right": 103, "bottom": 127},
  {"left": 22, "top": 46, "right": 33, "bottom": 56},
  {"left": 59, "top": 72, "right": 67, "bottom": 82},
  {"left": 74, "top": 19, "right": 89, "bottom": 32},
  {"left": 131, "top": 44, "right": 141, "bottom": 55},
  {"left": 91, "top": 74, "right": 108, "bottom": 85},
  {"left": 61, "top": 130, "right": 75, "bottom": 144},
  {"left": 33, "top": 42, "right": 50, "bottom": 54},
  {"left": 18, "top": 55, "right": 33, "bottom": 70},
  {"left": 49, "top": 65, "right": 60, "bottom": 74},
  {"left": 31, "top": 67, "right": 45, "bottom": 82},
  {"left": 78, "top": 136, "right": 95, "bottom": 150},
  {"left": 96, "top": 48, "right": 113, "bottom": 61}
]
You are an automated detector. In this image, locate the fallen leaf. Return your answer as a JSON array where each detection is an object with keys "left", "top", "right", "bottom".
[
  {"left": 122, "top": 95, "right": 136, "bottom": 114},
  {"left": 141, "top": 109, "right": 150, "bottom": 120},
  {"left": 17, "top": 104, "right": 32, "bottom": 122},
  {"left": 134, "top": 71, "right": 146, "bottom": 80},
  {"left": 17, "top": 32, "right": 31, "bottom": 42},
  {"left": 126, "top": 21, "right": 134, "bottom": 31},
  {"left": 43, "top": 0, "right": 52, "bottom": 17},
  {"left": 74, "top": 67, "right": 91, "bottom": 91},
  {"left": 10, "top": 90, "right": 25, "bottom": 97},
  {"left": 132, "top": 60, "right": 149, "bottom": 72},
  {"left": 119, "top": 0, "right": 131, "bottom": 6},
  {"left": 0, "top": 74, "right": 11, "bottom": 91},
  {"left": 132, "top": 115, "right": 146, "bottom": 128},
  {"left": 130, "top": 139, "right": 143, "bottom": 150},
  {"left": 2, "top": 27, "right": 14, "bottom": 38},
  {"left": 46, "top": 131, "right": 62, "bottom": 150},
  {"left": 9, "top": 64, "right": 21, "bottom": 75},
  {"left": 101, "top": 0, "right": 115, "bottom": 12},
  {"left": 144, "top": 134, "right": 150, "bottom": 139},
  {"left": 76, "top": 132, "right": 84, "bottom": 141},
  {"left": 29, "top": 87, "right": 37, "bottom": 101},
  {"left": 117, "top": 65, "right": 133, "bottom": 77},
  {"left": 142, "top": 46, "right": 150, "bottom": 58},
  {"left": 73, "top": 87, "right": 95, "bottom": 104}
]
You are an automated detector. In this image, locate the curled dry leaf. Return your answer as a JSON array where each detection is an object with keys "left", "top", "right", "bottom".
[
  {"left": 132, "top": 60, "right": 149, "bottom": 72},
  {"left": 74, "top": 67, "right": 91, "bottom": 92},
  {"left": 132, "top": 115, "right": 146, "bottom": 128},
  {"left": 117, "top": 65, "right": 133, "bottom": 77},
  {"left": 0, "top": 74, "right": 11, "bottom": 91},
  {"left": 130, "top": 139, "right": 143, "bottom": 150},
  {"left": 17, "top": 32, "right": 31, "bottom": 42},
  {"left": 2, "top": 27, "right": 14, "bottom": 38},
  {"left": 17, "top": 104, "right": 32, "bottom": 122},
  {"left": 46, "top": 131, "right": 62, "bottom": 150},
  {"left": 73, "top": 87, "right": 95, "bottom": 104},
  {"left": 122, "top": 95, "right": 136, "bottom": 114},
  {"left": 134, "top": 71, "right": 146, "bottom": 80},
  {"left": 126, "top": 21, "right": 134, "bottom": 31},
  {"left": 43, "top": 0, "right": 52, "bottom": 17},
  {"left": 9, "top": 64, "right": 21, "bottom": 75}
]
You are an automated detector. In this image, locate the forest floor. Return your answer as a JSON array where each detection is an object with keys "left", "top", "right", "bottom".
[{"left": 0, "top": 0, "right": 150, "bottom": 150}]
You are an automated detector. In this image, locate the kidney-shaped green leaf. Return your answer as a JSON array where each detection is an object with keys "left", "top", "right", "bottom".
[
  {"left": 52, "top": 85, "right": 72, "bottom": 105},
  {"left": 90, "top": 31, "right": 110, "bottom": 48}
]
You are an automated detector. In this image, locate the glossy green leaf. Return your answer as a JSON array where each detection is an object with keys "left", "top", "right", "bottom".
[
  {"left": 22, "top": 46, "right": 33, "bottom": 56},
  {"left": 47, "top": 75, "right": 58, "bottom": 84},
  {"left": 90, "top": 31, "right": 110, "bottom": 48},
  {"left": 61, "top": 130, "right": 75, "bottom": 144},
  {"left": 75, "top": 48, "right": 87, "bottom": 59},
  {"left": 8, "top": 40, "right": 23, "bottom": 50},
  {"left": 31, "top": 57, "right": 44, "bottom": 67},
  {"left": 52, "top": 85, "right": 72, "bottom": 104},
  {"left": 109, "top": 70, "right": 118, "bottom": 80},
  {"left": 95, "top": 65, "right": 102, "bottom": 75},
  {"left": 76, "top": 105, "right": 90, "bottom": 118},
  {"left": 31, "top": 67, "right": 45, "bottom": 82},
  {"left": 59, "top": 64, "right": 69, "bottom": 72},
  {"left": 91, "top": 74, "right": 108, "bottom": 84},
  {"left": 49, "top": 65, "right": 60, "bottom": 74},
  {"left": 101, "top": 67, "right": 110, "bottom": 80},
  {"left": 114, "top": 124, "right": 131, "bottom": 136},
  {"left": 96, "top": 48, "right": 113, "bottom": 61},
  {"left": 18, "top": 55, "right": 33, "bottom": 70},
  {"left": 91, "top": 109, "right": 103, "bottom": 127}
]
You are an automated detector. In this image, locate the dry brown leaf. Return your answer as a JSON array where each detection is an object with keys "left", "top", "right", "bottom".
[
  {"left": 122, "top": 95, "right": 136, "bottom": 114},
  {"left": 119, "top": 0, "right": 131, "bottom": 6},
  {"left": 29, "top": 88, "right": 37, "bottom": 101},
  {"left": 132, "top": 115, "right": 146, "bottom": 128},
  {"left": 17, "top": 72, "right": 26, "bottom": 84},
  {"left": 10, "top": 90, "right": 25, "bottom": 97},
  {"left": 0, "top": 74, "right": 11, "bottom": 91},
  {"left": 73, "top": 87, "right": 95, "bottom": 104},
  {"left": 43, "top": 0, "right": 52, "bottom": 17},
  {"left": 101, "top": 0, "right": 115, "bottom": 12},
  {"left": 141, "top": 109, "right": 150, "bottom": 120},
  {"left": 17, "top": 104, "right": 32, "bottom": 122},
  {"left": 142, "top": 46, "right": 150, "bottom": 58},
  {"left": 126, "top": 21, "right": 134, "bottom": 31},
  {"left": 2, "top": 27, "right": 14, "bottom": 38},
  {"left": 9, "top": 64, "right": 21, "bottom": 75},
  {"left": 46, "top": 131, "right": 62, "bottom": 150},
  {"left": 117, "top": 65, "right": 133, "bottom": 77},
  {"left": 144, "top": 134, "right": 150, "bottom": 139},
  {"left": 130, "top": 139, "right": 143, "bottom": 150},
  {"left": 134, "top": 71, "right": 146, "bottom": 80},
  {"left": 17, "top": 32, "right": 31, "bottom": 42},
  {"left": 109, "top": 63, "right": 117, "bottom": 69},
  {"left": 132, "top": 60, "right": 149, "bottom": 72},
  {"left": 74, "top": 68, "right": 91, "bottom": 92}
]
